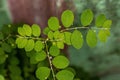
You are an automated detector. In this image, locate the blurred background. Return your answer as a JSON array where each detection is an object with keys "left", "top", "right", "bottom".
[{"left": 0, "top": 0, "right": 120, "bottom": 80}]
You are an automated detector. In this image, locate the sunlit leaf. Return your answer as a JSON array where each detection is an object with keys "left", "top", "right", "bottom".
[
  {"left": 34, "top": 41, "right": 44, "bottom": 52},
  {"left": 103, "top": 20, "right": 112, "bottom": 28},
  {"left": 81, "top": 9, "right": 93, "bottom": 26},
  {"left": 48, "top": 31, "right": 54, "bottom": 39},
  {"left": 86, "top": 30, "right": 97, "bottom": 47},
  {"left": 35, "top": 51, "right": 47, "bottom": 62},
  {"left": 98, "top": 30, "right": 109, "bottom": 42},
  {"left": 16, "top": 38, "right": 27, "bottom": 49},
  {"left": 57, "top": 42, "right": 64, "bottom": 49},
  {"left": 71, "top": 30, "right": 83, "bottom": 49},
  {"left": 43, "top": 27, "right": 51, "bottom": 35},
  {"left": 32, "top": 24, "right": 41, "bottom": 36},
  {"left": 18, "top": 27, "right": 25, "bottom": 36},
  {"left": 23, "top": 24, "right": 32, "bottom": 36},
  {"left": 56, "top": 70, "right": 74, "bottom": 80},
  {"left": 25, "top": 39, "right": 34, "bottom": 51},
  {"left": 61, "top": 10, "right": 74, "bottom": 27},
  {"left": 95, "top": 14, "right": 106, "bottom": 27},
  {"left": 64, "top": 32, "right": 72, "bottom": 45},
  {"left": 49, "top": 45, "right": 60, "bottom": 56},
  {"left": 52, "top": 56, "right": 69, "bottom": 69},
  {"left": 48, "top": 17, "right": 60, "bottom": 31},
  {"left": 36, "top": 67, "right": 50, "bottom": 80}
]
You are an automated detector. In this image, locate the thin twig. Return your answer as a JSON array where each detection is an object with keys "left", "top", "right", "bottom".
[{"left": 45, "top": 39, "right": 56, "bottom": 80}]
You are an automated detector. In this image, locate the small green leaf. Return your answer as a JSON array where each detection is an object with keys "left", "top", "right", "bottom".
[
  {"left": 0, "top": 54, "right": 7, "bottom": 64},
  {"left": 32, "top": 24, "right": 41, "bottom": 36},
  {"left": 61, "top": 10, "right": 74, "bottom": 27},
  {"left": 57, "top": 42, "right": 64, "bottom": 49},
  {"left": 18, "top": 27, "right": 25, "bottom": 36},
  {"left": 52, "top": 56, "right": 69, "bottom": 69},
  {"left": 86, "top": 30, "right": 97, "bottom": 47},
  {"left": 64, "top": 32, "right": 72, "bottom": 45},
  {"left": 95, "top": 14, "right": 106, "bottom": 27},
  {"left": 25, "top": 39, "right": 34, "bottom": 51},
  {"left": 2, "top": 42, "right": 12, "bottom": 53},
  {"left": 0, "top": 75, "right": 5, "bottom": 80},
  {"left": 71, "top": 30, "right": 83, "bottom": 49},
  {"left": 34, "top": 41, "right": 44, "bottom": 52},
  {"left": 103, "top": 20, "right": 112, "bottom": 28},
  {"left": 48, "top": 31, "right": 54, "bottom": 39},
  {"left": 35, "top": 51, "right": 47, "bottom": 62},
  {"left": 81, "top": 9, "right": 93, "bottom": 26},
  {"left": 16, "top": 38, "right": 28, "bottom": 48},
  {"left": 56, "top": 70, "right": 74, "bottom": 80},
  {"left": 23, "top": 24, "right": 32, "bottom": 36},
  {"left": 43, "top": 27, "right": 50, "bottom": 35},
  {"left": 98, "top": 30, "right": 109, "bottom": 42},
  {"left": 48, "top": 17, "right": 60, "bottom": 31},
  {"left": 36, "top": 67, "right": 50, "bottom": 80},
  {"left": 54, "top": 31, "right": 60, "bottom": 39},
  {"left": 49, "top": 45, "right": 60, "bottom": 56}
]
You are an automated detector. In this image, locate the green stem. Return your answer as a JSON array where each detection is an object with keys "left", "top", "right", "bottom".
[
  {"left": 60, "top": 26, "right": 110, "bottom": 32},
  {"left": 45, "top": 39, "right": 56, "bottom": 80}
]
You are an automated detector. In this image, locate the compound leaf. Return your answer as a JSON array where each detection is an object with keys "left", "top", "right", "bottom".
[
  {"left": 48, "top": 17, "right": 60, "bottom": 31},
  {"left": 81, "top": 9, "right": 93, "bottom": 26},
  {"left": 56, "top": 70, "right": 74, "bottom": 80},
  {"left": 52, "top": 56, "right": 69, "bottom": 69},
  {"left": 61, "top": 10, "right": 74, "bottom": 27},
  {"left": 36, "top": 67, "right": 50, "bottom": 80},
  {"left": 71, "top": 30, "right": 83, "bottom": 49},
  {"left": 32, "top": 24, "right": 41, "bottom": 36},
  {"left": 86, "top": 30, "right": 97, "bottom": 47}
]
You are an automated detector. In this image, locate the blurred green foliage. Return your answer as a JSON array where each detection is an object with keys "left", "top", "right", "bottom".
[{"left": 70, "top": 0, "right": 120, "bottom": 80}]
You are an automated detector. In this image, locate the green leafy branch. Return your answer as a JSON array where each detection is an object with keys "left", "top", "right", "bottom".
[{"left": 0, "top": 9, "right": 112, "bottom": 80}]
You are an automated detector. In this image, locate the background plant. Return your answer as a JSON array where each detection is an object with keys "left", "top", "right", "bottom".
[{"left": 0, "top": 9, "right": 112, "bottom": 80}]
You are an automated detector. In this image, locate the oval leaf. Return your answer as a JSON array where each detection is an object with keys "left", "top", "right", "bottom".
[
  {"left": 23, "top": 24, "right": 32, "bottom": 36},
  {"left": 95, "top": 14, "right": 106, "bottom": 27},
  {"left": 86, "top": 30, "right": 97, "bottom": 47},
  {"left": 71, "top": 30, "right": 83, "bottom": 49},
  {"left": 52, "top": 56, "right": 69, "bottom": 69},
  {"left": 18, "top": 27, "right": 25, "bottom": 36},
  {"left": 81, "top": 9, "right": 93, "bottom": 26},
  {"left": 25, "top": 39, "right": 34, "bottom": 51},
  {"left": 48, "top": 31, "right": 54, "bottom": 39},
  {"left": 56, "top": 70, "right": 74, "bottom": 80},
  {"left": 2, "top": 42, "right": 12, "bottom": 53},
  {"left": 98, "top": 30, "right": 108, "bottom": 42},
  {"left": 49, "top": 45, "right": 60, "bottom": 56},
  {"left": 16, "top": 38, "right": 28, "bottom": 49},
  {"left": 32, "top": 24, "right": 41, "bottom": 36},
  {"left": 35, "top": 51, "right": 47, "bottom": 62},
  {"left": 64, "top": 32, "right": 72, "bottom": 45},
  {"left": 36, "top": 67, "right": 50, "bottom": 80},
  {"left": 61, "top": 10, "right": 74, "bottom": 27},
  {"left": 48, "top": 17, "right": 60, "bottom": 31},
  {"left": 34, "top": 41, "right": 44, "bottom": 52},
  {"left": 103, "top": 20, "right": 112, "bottom": 28}
]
